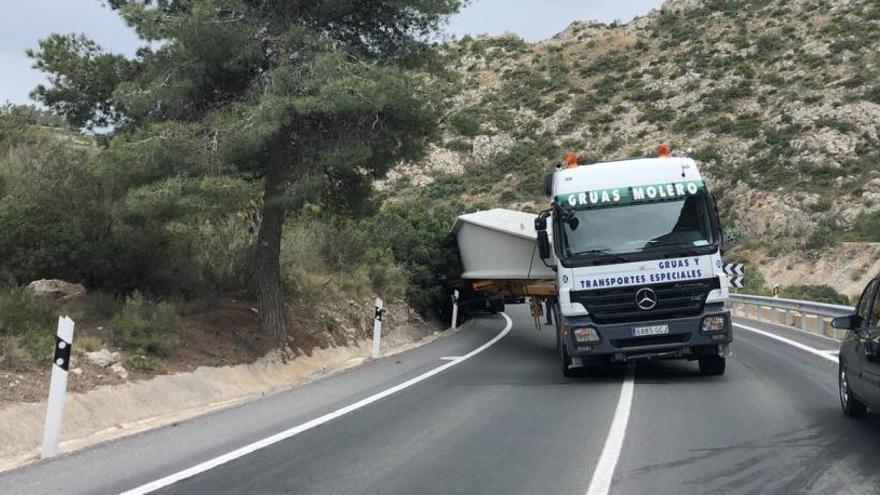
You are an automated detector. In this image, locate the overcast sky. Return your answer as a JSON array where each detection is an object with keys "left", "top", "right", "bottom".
[{"left": 1, "top": 0, "right": 663, "bottom": 106}]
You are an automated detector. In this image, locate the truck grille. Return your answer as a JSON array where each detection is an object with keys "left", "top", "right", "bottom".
[{"left": 570, "top": 278, "right": 720, "bottom": 324}]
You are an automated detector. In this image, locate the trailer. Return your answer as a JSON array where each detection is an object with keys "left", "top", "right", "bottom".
[{"left": 451, "top": 208, "right": 557, "bottom": 326}]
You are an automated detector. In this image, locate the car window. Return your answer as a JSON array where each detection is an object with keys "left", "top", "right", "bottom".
[
  {"left": 871, "top": 287, "right": 880, "bottom": 328},
  {"left": 857, "top": 280, "right": 878, "bottom": 324}
]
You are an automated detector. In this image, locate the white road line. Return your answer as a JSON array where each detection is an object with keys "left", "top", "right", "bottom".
[
  {"left": 733, "top": 323, "right": 839, "bottom": 364},
  {"left": 440, "top": 356, "right": 461, "bottom": 361},
  {"left": 120, "top": 313, "right": 513, "bottom": 495},
  {"left": 736, "top": 317, "right": 841, "bottom": 344},
  {"left": 586, "top": 365, "right": 636, "bottom": 495}
]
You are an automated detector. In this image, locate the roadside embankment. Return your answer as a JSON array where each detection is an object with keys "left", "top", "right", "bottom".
[{"left": 0, "top": 318, "right": 446, "bottom": 472}]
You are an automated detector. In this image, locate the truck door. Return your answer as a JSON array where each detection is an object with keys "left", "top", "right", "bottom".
[{"left": 862, "top": 286, "right": 880, "bottom": 405}]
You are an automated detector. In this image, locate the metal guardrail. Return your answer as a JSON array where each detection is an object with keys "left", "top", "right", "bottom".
[{"left": 727, "top": 294, "right": 855, "bottom": 340}]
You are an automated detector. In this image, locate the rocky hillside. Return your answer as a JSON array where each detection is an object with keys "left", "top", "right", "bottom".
[
  {"left": 390, "top": 0, "right": 880, "bottom": 286},
  {"left": 381, "top": 0, "right": 880, "bottom": 295}
]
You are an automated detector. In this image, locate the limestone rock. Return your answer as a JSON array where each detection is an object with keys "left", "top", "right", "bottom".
[
  {"left": 110, "top": 363, "right": 129, "bottom": 380},
  {"left": 25, "top": 279, "right": 86, "bottom": 302},
  {"left": 85, "top": 349, "right": 121, "bottom": 368}
]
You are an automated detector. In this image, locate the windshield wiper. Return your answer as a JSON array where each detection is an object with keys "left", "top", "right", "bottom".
[{"left": 574, "top": 249, "right": 630, "bottom": 263}]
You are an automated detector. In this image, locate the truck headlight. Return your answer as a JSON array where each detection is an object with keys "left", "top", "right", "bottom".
[
  {"left": 573, "top": 327, "right": 601, "bottom": 343},
  {"left": 701, "top": 315, "right": 727, "bottom": 334}
]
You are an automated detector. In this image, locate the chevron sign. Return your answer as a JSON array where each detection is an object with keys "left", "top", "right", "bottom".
[{"left": 724, "top": 263, "right": 745, "bottom": 289}]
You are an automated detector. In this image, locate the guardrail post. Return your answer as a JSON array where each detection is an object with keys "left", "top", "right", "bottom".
[
  {"left": 817, "top": 317, "right": 825, "bottom": 336},
  {"left": 800, "top": 312, "right": 808, "bottom": 333},
  {"left": 784, "top": 310, "right": 792, "bottom": 327}
]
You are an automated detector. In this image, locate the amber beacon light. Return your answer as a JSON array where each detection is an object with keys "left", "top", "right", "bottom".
[{"left": 657, "top": 143, "right": 671, "bottom": 158}]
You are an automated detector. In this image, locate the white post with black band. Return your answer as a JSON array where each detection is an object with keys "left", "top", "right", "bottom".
[
  {"left": 372, "top": 298, "right": 384, "bottom": 359},
  {"left": 451, "top": 290, "right": 459, "bottom": 330},
  {"left": 41, "top": 315, "right": 75, "bottom": 459}
]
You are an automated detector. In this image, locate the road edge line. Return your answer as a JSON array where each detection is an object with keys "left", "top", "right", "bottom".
[
  {"left": 736, "top": 316, "right": 841, "bottom": 344},
  {"left": 120, "top": 313, "right": 514, "bottom": 495},
  {"left": 586, "top": 364, "right": 636, "bottom": 495},
  {"left": 733, "top": 322, "right": 838, "bottom": 364}
]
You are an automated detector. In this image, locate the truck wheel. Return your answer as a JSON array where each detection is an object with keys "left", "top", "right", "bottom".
[
  {"left": 561, "top": 346, "right": 579, "bottom": 378},
  {"left": 488, "top": 296, "right": 504, "bottom": 314},
  {"left": 495, "top": 298, "right": 505, "bottom": 313},
  {"left": 698, "top": 355, "right": 726, "bottom": 376},
  {"left": 840, "top": 363, "right": 868, "bottom": 417},
  {"left": 554, "top": 307, "right": 563, "bottom": 357}
]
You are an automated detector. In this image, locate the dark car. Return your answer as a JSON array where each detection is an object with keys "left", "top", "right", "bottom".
[{"left": 833, "top": 277, "right": 880, "bottom": 417}]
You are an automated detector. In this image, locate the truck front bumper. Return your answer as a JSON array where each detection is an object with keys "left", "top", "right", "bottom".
[{"left": 562, "top": 305, "right": 732, "bottom": 364}]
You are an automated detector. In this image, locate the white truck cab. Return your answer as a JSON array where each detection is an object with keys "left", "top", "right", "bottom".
[{"left": 535, "top": 153, "right": 732, "bottom": 376}]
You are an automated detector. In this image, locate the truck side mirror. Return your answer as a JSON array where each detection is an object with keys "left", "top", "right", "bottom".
[
  {"left": 537, "top": 230, "right": 551, "bottom": 260},
  {"left": 710, "top": 193, "right": 725, "bottom": 255},
  {"left": 534, "top": 216, "right": 547, "bottom": 231},
  {"left": 544, "top": 173, "right": 554, "bottom": 197}
]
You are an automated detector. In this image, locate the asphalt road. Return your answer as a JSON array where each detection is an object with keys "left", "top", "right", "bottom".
[{"left": 3, "top": 305, "right": 880, "bottom": 494}]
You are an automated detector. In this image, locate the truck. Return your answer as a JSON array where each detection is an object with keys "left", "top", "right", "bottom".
[{"left": 453, "top": 147, "right": 732, "bottom": 377}]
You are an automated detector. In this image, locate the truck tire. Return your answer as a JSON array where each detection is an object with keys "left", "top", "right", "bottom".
[
  {"left": 554, "top": 306, "right": 563, "bottom": 357},
  {"left": 840, "top": 362, "right": 868, "bottom": 417},
  {"left": 561, "top": 346, "right": 579, "bottom": 378},
  {"left": 698, "top": 355, "right": 725, "bottom": 376},
  {"left": 488, "top": 296, "right": 505, "bottom": 314}
]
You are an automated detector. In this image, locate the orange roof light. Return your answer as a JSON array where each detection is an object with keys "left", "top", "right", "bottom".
[
  {"left": 565, "top": 152, "right": 578, "bottom": 168},
  {"left": 657, "top": 143, "right": 671, "bottom": 158}
]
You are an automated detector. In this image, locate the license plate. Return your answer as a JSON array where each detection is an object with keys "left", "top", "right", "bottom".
[{"left": 631, "top": 325, "right": 670, "bottom": 337}]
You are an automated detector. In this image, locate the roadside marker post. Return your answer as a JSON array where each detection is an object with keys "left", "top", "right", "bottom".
[
  {"left": 372, "top": 298, "right": 384, "bottom": 359},
  {"left": 451, "top": 290, "right": 459, "bottom": 330},
  {"left": 42, "top": 315, "right": 75, "bottom": 459}
]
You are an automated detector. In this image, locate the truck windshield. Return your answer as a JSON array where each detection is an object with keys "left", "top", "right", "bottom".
[{"left": 563, "top": 193, "right": 715, "bottom": 257}]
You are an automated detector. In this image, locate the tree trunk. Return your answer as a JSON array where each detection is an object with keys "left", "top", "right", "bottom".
[
  {"left": 255, "top": 154, "right": 288, "bottom": 347},
  {"left": 256, "top": 203, "right": 287, "bottom": 346}
]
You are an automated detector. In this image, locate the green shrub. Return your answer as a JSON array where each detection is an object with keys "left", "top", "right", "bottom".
[
  {"left": 815, "top": 117, "right": 857, "bottom": 134},
  {"left": 805, "top": 225, "right": 836, "bottom": 251},
  {"left": 0, "top": 288, "right": 55, "bottom": 360},
  {"left": 355, "top": 201, "right": 463, "bottom": 315},
  {"left": 778, "top": 285, "right": 851, "bottom": 305},
  {"left": 449, "top": 110, "right": 483, "bottom": 137},
  {"left": 736, "top": 264, "right": 769, "bottom": 295},
  {"left": 864, "top": 85, "right": 880, "bottom": 104},
  {"left": 444, "top": 138, "right": 473, "bottom": 153},
  {"left": 110, "top": 291, "right": 179, "bottom": 356},
  {"left": 85, "top": 291, "right": 124, "bottom": 320},
  {"left": 845, "top": 211, "right": 880, "bottom": 241},
  {"left": 639, "top": 106, "right": 675, "bottom": 124},
  {"left": 19, "top": 326, "right": 56, "bottom": 361},
  {"left": 0, "top": 288, "right": 51, "bottom": 337},
  {"left": 126, "top": 352, "right": 163, "bottom": 371}
]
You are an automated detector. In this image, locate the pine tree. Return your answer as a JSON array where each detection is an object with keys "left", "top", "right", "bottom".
[{"left": 30, "top": 0, "right": 461, "bottom": 346}]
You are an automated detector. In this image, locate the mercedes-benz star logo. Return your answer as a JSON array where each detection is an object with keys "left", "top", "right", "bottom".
[{"left": 635, "top": 288, "right": 657, "bottom": 310}]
